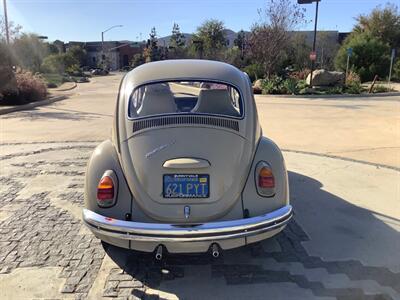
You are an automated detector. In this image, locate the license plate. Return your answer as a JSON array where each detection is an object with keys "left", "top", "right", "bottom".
[{"left": 163, "top": 174, "right": 209, "bottom": 198}]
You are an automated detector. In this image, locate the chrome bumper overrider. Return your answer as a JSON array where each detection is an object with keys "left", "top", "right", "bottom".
[{"left": 82, "top": 205, "right": 293, "bottom": 242}]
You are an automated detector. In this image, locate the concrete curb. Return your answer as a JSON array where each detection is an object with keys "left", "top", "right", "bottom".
[
  {"left": 256, "top": 92, "right": 400, "bottom": 99},
  {"left": 0, "top": 95, "right": 68, "bottom": 115}
]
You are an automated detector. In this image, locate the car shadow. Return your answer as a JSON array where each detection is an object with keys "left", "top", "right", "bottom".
[
  {"left": 102, "top": 171, "right": 400, "bottom": 300},
  {"left": 2, "top": 107, "right": 100, "bottom": 121}
]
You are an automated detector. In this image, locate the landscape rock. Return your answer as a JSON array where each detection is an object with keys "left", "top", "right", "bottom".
[
  {"left": 306, "top": 69, "right": 345, "bottom": 87},
  {"left": 253, "top": 79, "right": 263, "bottom": 94}
]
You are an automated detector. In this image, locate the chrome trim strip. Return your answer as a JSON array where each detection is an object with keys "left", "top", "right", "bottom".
[{"left": 82, "top": 205, "right": 292, "bottom": 242}]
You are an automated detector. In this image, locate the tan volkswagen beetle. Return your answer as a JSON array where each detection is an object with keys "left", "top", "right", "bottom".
[{"left": 83, "top": 60, "right": 292, "bottom": 259}]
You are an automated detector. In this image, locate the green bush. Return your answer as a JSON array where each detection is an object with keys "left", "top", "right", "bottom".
[
  {"left": 261, "top": 76, "right": 302, "bottom": 95},
  {"left": 373, "top": 85, "right": 393, "bottom": 93},
  {"left": 296, "top": 79, "right": 308, "bottom": 91},
  {"left": 261, "top": 76, "right": 284, "bottom": 94},
  {"left": 326, "top": 86, "right": 344, "bottom": 94},
  {"left": 243, "top": 64, "right": 264, "bottom": 82},
  {"left": 393, "top": 59, "right": 400, "bottom": 81},
  {"left": 283, "top": 78, "right": 297, "bottom": 95},
  {"left": 335, "top": 32, "right": 391, "bottom": 82},
  {"left": 345, "top": 71, "right": 363, "bottom": 94},
  {"left": 41, "top": 53, "right": 79, "bottom": 74}
]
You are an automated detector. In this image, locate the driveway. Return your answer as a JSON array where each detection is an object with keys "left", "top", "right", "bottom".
[{"left": 0, "top": 73, "right": 399, "bottom": 300}]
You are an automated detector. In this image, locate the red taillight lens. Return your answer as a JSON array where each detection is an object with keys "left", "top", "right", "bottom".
[
  {"left": 258, "top": 167, "right": 275, "bottom": 188},
  {"left": 97, "top": 176, "right": 115, "bottom": 207}
]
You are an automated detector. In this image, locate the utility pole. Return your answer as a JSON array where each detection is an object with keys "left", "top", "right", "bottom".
[
  {"left": 298, "top": 0, "right": 321, "bottom": 87},
  {"left": 101, "top": 25, "right": 123, "bottom": 69},
  {"left": 3, "top": 0, "right": 10, "bottom": 44},
  {"left": 388, "top": 49, "right": 396, "bottom": 88},
  {"left": 310, "top": 0, "right": 320, "bottom": 86}
]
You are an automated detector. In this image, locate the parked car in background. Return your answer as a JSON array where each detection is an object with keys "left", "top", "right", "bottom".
[{"left": 83, "top": 59, "right": 292, "bottom": 258}]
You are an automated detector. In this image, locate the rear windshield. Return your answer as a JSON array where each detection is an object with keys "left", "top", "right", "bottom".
[{"left": 128, "top": 81, "right": 243, "bottom": 119}]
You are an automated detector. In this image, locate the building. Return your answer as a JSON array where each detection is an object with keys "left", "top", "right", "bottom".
[{"left": 65, "top": 41, "right": 145, "bottom": 70}]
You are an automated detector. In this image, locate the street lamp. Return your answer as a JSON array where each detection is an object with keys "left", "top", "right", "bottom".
[
  {"left": 3, "top": 0, "right": 10, "bottom": 44},
  {"left": 298, "top": 0, "right": 320, "bottom": 87},
  {"left": 101, "top": 25, "right": 123, "bottom": 68}
]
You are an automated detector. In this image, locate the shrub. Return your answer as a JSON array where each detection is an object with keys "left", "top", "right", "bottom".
[
  {"left": 283, "top": 78, "right": 298, "bottom": 94},
  {"left": 326, "top": 86, "right": 344, "bottom": 94},
  {"left": 393, "top": 59, "right": 400, "bottom": 81},
  {"left": 345, "top": 71, "right": 363, "bottom": 94},
  {"left": 373, "top": 85, "right": 393, "bottom": 93},
  {"left": 261, "top": 76, "right": 284, "bottom": 94},
  {"left": 296, "top": 79, "right": 308, "bottom": 90},
  {"left": 261, "top": 76, "right": 304, "bottom": 95},
  {"left": 289, "top": 69, "right": 310, "bottom": 81},
  {"left": 65, "top": 64, "right": 83, "bottom": 76},
  {"left": 41, "top": 53, "right": 79, "bottom": 74},
  {"left": 335, "top": 32, "right": 391, "bottom": 82},
  {"left": 1, "top": 70, "right": 47, "bottom": 105},
  {"left": 243, "top": 64, "right": 264, "bottom": 82}
]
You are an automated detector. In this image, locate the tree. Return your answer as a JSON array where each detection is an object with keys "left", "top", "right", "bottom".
[
  {"left": 12, "top": 33, "right": 49, "bottom": 73},
  {"left": 354, "top": 3, "right": 400, "bottom": 50},
  {"left": 67, "top": 45, "right": 87, "bottom": 66},
  {"left": 191, "top": 19, "right": 227, "bottom": 59},
  {"left": 130, "top": 53, "right": 145, "bottom": 68},
  {"left": 0, "top": 43, "right": 17, "bottom": 97},
  {"left": 285, "top": 32, "right": 311, "bottom": 71},
  {"left": 47, "top": 43, "right": 60, "bottom": 55},
  {"left": 169, "top": 23, "right": 186, "bottom": 59},
  {"left": 316, "top": 32, "right": 339, "bottom": 70},
  {"left": 170, "top": 23, "right": 186, "bottom": 48},
  {"left": 234, "top": 30, "right": 246, "bottom": 49},
  {"left": 335, "top": 3, "right": 399, "bottom": 81},
  {"left": 335, "top": 32, "right": 390, "bottom": 82},
  {"left": 249, "top": 0, "right": 306, "bottom": 78},
  {"left": 41, "top": 53, "right": 79, "bottom": 74},
  {"left": 144, "top": 27, "right": 160, "bottom": 62},
  {"left": 0, "top": 16, "right": 22, "bottom": 42}
]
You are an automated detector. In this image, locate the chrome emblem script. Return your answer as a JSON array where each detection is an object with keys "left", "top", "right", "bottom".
[{"left": 184, "top": 206, "right": 190, "bottom": 219}]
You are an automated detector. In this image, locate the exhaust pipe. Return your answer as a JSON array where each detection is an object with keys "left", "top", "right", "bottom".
[
  {"left": 211, "top": 244, "right": 220, "bottom": 258},
  {"left": 155, "top": 245, "right": 163, "bottom": 260}
]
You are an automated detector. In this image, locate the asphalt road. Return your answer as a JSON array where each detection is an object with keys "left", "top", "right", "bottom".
[{"left": 0, "top": 73, "right": 399, "bottom": 300}]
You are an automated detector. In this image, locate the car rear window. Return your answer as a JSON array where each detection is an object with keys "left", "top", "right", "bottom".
[{"left": 128, "top": 81, "right": 243, "bottom": 119}]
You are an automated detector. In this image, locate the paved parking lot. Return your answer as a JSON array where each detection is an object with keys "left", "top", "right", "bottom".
[{"left": 0, "top": 74, "right": 399, "bottom": 299}]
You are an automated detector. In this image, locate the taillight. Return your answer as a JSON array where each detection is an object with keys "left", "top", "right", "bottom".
[
  {"left": 255, "top": 162, "right": 275, "bottom": 197},
  {"left": 97, "top": 172, "right": 117, "bottom": 207}
]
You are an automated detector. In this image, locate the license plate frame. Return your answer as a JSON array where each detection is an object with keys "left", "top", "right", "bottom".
[{"left": 163, "top": 174, "right": 210, "bottom": 198}]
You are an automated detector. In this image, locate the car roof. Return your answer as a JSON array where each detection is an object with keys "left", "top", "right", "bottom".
[{"left": 124, "top": 59, "right": 248, "bottom": 90}]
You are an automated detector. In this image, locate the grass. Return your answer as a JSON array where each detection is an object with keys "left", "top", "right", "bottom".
[{"left": 40, "top": 73, "right": 71, "bottom": 88}]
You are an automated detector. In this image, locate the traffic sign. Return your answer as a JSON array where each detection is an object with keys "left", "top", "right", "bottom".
[
  {"left": 310, "top": 51, "right": 317, "bottom": 61},
  {"left": 347, "top": 48, "right": 353, "bottom": 57},
  {"left": 298, "top": 0, "right": 317, "bottom": 3}
]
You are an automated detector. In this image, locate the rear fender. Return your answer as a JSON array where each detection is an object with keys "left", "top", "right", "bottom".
[
  {"left": 84, "top": 140, "right": 132, "bottom": 220},
  {"left": 241, "top": 137, "right": 289, "bottom": 216}
]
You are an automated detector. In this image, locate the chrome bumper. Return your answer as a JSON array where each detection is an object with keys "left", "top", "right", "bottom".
[{"left": 82, "top": 205, "right": 293, "bottom": 243}]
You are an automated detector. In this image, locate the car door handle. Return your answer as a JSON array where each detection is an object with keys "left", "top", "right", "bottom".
[{"left": 163, "top": 158, "right": 210, "bottom": 169}]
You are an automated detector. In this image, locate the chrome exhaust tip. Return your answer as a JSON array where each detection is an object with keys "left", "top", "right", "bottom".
[
  {"left": 211, "top": 244, "right": 220, "bottom": 258},
  {"left": 155, "top": 245, "right": 163, "bottom": 260}
]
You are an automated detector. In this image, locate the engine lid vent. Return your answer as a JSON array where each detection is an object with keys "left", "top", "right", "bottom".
[{"left": 132, "top": 115, "right": 239, "bottom": 133}]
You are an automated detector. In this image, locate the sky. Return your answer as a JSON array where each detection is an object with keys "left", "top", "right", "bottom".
[{"left": 1, "top": 0, "right": 394, "bottom": 42}]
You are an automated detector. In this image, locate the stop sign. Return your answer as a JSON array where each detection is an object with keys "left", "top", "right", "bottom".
[{"left": 310, "top": 51, "right": 317, "bottom": 61}]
